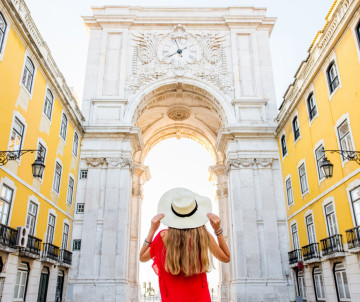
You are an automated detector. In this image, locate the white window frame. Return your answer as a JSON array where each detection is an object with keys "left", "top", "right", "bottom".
[
  {"left": 0, "top": 10, "right": 10, "bottom": 61},
  {"left": 72, "top": 131, "right": 79, "bottom": 156},
  {"left": 324, "top": 53, "right": 342, "bottom": 99},
  {"left": 0, "top": 177, "right": 16, "bottom": 226},
  {"left": 76, "top": 203, "right": 85, "bottom": 213},
  {"left": 322, "top": 198, "right": 339, "bottom": 237},
  {"left": 346, "top": 179, "right": 360, "bottom": 227},
  {"left": 334, "top": 263, "right": 351, "bottom": 301},
  {"left": 304, "top": 211, "right": 317, "bottom": 244},
  {"left": 285, "top": 175, "right": 294, "bottom": 207},
  {"left": 19, "top": 52, "right": 37, "bottom": 97},
  {"left": 45, "top": 209, "right": 57, "bottom": 244},
  {"left": 66, "top": 175, "right": 75, "bottom": 205},
  {"left": 313, "top": 267, "right": 326, "bottom": 301},
  {"left": 292, "top": 114, "right": 301, "bottom": 144},
  {"left": 72, "top": 239, "right": 81, "bottom": 251},
  {"left": 0, "top": 183, "right": 14, "bottom": 226},
  {"left": 280, "top": 133, "right": 287, "bottom": 159},
  {"left": 305, "top": 89, "right": 319, "bottom": 125},
  {"left": 351, "top": 17, "right": 360, "bottom": 62},
  {"left": 25, "top": 196, "right": 40, "bottom": 237},
  {"left": 43, "top": 87, "right": 54, "bottom": 122},
  {"left": 297, "top": 159, "right": 309, "bottom": 197},
  {"left": 80, "top": 170, "right": 88, "bottom": 179},
  {"left": 13, "top": 262, "right": 29, "bottom": 301},
  {"left": 297, "top": 270, "right": 306, "bottom": 299},
  {"left": 290, "top": 221, "right": 300, "bottom": 250},
  {"left": 61, "top": 221, "right": 70, "bottom": 250},
  {"left": 313, "top": 140, "right": 326, "bottom": 184},
  {"left": 7, "top": 112, "right": 27, "bottom": 166},
  {"left": 59, "top": 112, "right": 68, "bottom": 142},
  {"left": 334, "top": 114, "right": 356, "bottom": 166}
]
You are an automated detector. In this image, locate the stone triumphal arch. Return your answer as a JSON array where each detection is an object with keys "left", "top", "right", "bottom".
[{"left": 69, "top": 6, "right": 291, "bottom": 302}]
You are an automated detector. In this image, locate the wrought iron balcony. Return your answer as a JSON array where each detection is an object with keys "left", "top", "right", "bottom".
[
  {"left": 0, "top": 223, "right": 18, "bottom": 249},
  {"left": 302, "top": 243, "right": 320, "bottom": 261},
  {"left": 288, "top": 249, "right": 302, "bottom": 265},
  {"left": 59, "top": 249, "right": 72, "bottom": 265},
  {"left": 42, "top": 243, "right": 60, "bottom": 261},
  {"left": 320, "top": 234, "right": 344, "bottom": 256},
  {"left": 25, "top": 235, "right": 42, "bottom": 255},
  {"left": 346, "top": 226, "right": 360, "bottom": 250}
]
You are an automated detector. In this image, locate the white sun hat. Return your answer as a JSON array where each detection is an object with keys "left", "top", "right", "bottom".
[{"left": 157, "top": 187, "right": 212, "bottom": 229}]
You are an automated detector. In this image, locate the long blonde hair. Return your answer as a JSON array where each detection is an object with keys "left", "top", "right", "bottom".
[{"left": 165, "top": 226, "right": 213, "bottom": 276}]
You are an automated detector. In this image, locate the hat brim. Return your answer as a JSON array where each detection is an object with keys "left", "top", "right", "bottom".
[{"left": 157, "top": 190, "right": 212, "bottom": 229}]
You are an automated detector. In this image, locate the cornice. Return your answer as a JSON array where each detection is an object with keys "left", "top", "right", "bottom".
[
  {"left": 5, "top": 0, "right": 85, "bottom": 133},
  {"left": 276, "top": 0, "right": 359, "bottom": 134}
]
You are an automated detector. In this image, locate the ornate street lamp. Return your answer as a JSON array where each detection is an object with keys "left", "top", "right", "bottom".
[
  {"left": 0, "top": 149, "right": 45, "bottom": 178},
  {"left": 320, "top": 156, "right": 334, "bottom": 179}
]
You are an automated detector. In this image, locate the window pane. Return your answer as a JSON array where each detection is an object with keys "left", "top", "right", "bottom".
[{"left": 316, "top": 145, "right": 325, "bottom": 179}]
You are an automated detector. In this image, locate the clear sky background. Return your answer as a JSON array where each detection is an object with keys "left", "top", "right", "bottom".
[{"left": 25, "top": 0, "right": 333, "bottom": 296}]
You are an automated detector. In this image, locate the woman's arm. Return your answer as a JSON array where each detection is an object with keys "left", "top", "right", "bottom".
[
  {"left": 139, "top": 213, "right": 164, "bottom": 262},
  {"left": 207, "top": 213, "right": 230, "bottom": 263}
]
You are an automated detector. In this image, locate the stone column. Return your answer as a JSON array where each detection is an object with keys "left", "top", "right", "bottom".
[
  {"left": 226, "top": 157, "right": 289, "bottom": 302},
  {"left": 72, "top": 156, "right": 134, "bottom": 302},
  {"left": 128, "top": 163, "right": 150, "bottom": 301},
  {"left": 210, "top": 164, "right": 230, "bottom": 302}
]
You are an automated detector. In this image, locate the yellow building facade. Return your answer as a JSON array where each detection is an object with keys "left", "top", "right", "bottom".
[
  {"left": 0, "top": 0, "right": 84, "bottom": 301},
  {"left": 276, "top": 0, "right": 360, "bottom": 301}
]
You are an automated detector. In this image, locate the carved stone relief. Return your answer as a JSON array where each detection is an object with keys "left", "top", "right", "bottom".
[{"left": 128, "top": 25, "right": 233, "bottom": 93}]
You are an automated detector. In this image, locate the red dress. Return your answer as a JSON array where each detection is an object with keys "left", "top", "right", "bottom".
[{"left": 149, "top": 230, "right": 211, "bottom": 302}]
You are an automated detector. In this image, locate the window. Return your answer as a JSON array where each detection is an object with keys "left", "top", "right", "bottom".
[
  {"left": 281, "top": 135, "right": 287, "bottom": 157},
  {"left": 307, "top": 93, "right": 317, "bottom": 121},
  {"left": 61, "top": 224, "right": 69, "bottom": 250},
  {"left": 306, "top": 214, "right": 316, "bottom": 244},
  {"left": 291, "top": 224, "right": 300, "bottom": 250},
  {"left": 327, "top": 61, "right": 340, "bottom": 93},
  {"left": 298, "top": 163, "right": 309, "bottom": 194},
  {"left": 72, "top": 132, "right": 79, "bottom": 156},
  {"left": 325, "top": 202, "right": 338, "bottom": 236},
  {"left": 53, "top": 162, "right": 62, "bottom": 193},
  {"left": 13, "top": 263, "right": 29, "bottom": 301},
  {"left": 46, "top": 214, "right": 56, "bottom": 244},
  {"left": 21, "top": 57, "right": 35, "bottom": 93},
  {"left": 350, "top": 186, "right": 360, "bottom": 226},
  {"left": 37, "top": 142, "right": 46, "bottom": 163},
  {"left": 334, "top": 263, "right": 351, "bottom": 301},
  {"left": 59, "top": 113, "right": 68, "bottom": 140},
  {"left": 25, "top": 202, "right": 38, "bottom": 236},
  {"left": 286, "top": 178, "right": 294, "bottom": 205},
  {"left": 0, "top": 184, "right": 13, "bottom": 225},
  {"left": 292, "top": 116, "right": 300, "bottom": 141},
  {"left": 73, "top": 239, "right": 81, "bottom": 251},
  {"left": 43, "top": 89, "right": 54, "bottom": 120},
  {"left": 76, "top": 203, "right": 85, "bottom": 213},
  {"left": 0, "top": 13, "right": 7, "bottom": 53},
  {"left": 357, "top": 21, "right": 360, "bottom": 47},
  {"left": 80, "top": 170, "right": 88, "bottom": 179},
  {"left": 337, "top": 120, "right": 355, "bottom": 159},
  {"left": 315, "top": 145, "right": 325, "bottom": 180},
  {"left": 67, "top": 177, "right": 74, "bottom": 205},
  {"left": 313, "top": 267, "right": 325, "bottom": 301},
  {"left": 297, "top": 270, "right": 306, "bottom": 299},
  {"left": 9, "top": 117, "right": 24, "bottom": 156}
]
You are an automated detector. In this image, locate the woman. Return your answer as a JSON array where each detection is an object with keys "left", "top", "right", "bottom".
[{"left": 139, "top": 187, "right": 230, "bottom": 302}]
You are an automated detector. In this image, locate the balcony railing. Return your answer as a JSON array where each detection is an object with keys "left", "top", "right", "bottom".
[
  {"left": 288, "top": 249, "right": 302, "bottom": 265},
  {"left": 0, "top": 224, "right": 18, "bottom": 249},
  {"left": 346, "top": 226, "right": 360, "bottom": 250},
  {"left": 25, "top": 235, "right": 42, "bottom": 255},
  {"left": 42, "top": 243, "right": 60, "bottom": 261},
  {"left": 302, "top": 243, "right": 320, "bottom": 261},
  {"left": 320, "top": 234, "right": 344, "bottom": 256},
  {"left": 59, "top": 249, "right": 72, "bottom": 265}
]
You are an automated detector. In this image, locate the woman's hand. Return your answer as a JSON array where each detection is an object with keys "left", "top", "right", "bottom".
[
  {"left": 207, "top": 213, "right": 221, "bottom": 232},
  {"left": 150, "top": 213, "right": 165, "bottom": 233}
]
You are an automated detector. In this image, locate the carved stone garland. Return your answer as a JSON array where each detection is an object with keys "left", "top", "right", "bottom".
[{"left": 128, "top": 24, "right": 233, "bottom": 93}]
